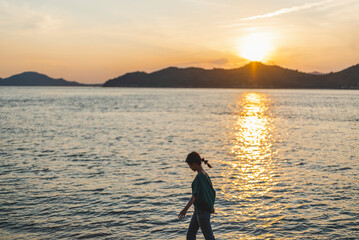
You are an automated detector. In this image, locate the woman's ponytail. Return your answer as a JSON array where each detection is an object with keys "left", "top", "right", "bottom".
[
  {"left": 201, "top": 158, "right": 213, "bottom": 168},
  {"left": 186, "top": 152, "right": 213, "bottom": 168}
]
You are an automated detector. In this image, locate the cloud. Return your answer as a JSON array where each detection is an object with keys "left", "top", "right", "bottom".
[
  {"left": 221, "top": 0, "right": 358, "bottom": 29},
  {"left": 222, "top": 0, "right": 341, "bottom": 28},
  {"left": 240, "top": 0, "right": 335, "bottom": 21},
  {"left": 173, "top": 56, "right": 249, "bottom": 70},
  {"left": 210, "top": 58, "right": 229, "bottom": 65},
  {"left": 180, "top": 58, "right": 229, "bottom": 68},
  {"left": 0, "top": 1, "right": 61, "bottom": 32}
]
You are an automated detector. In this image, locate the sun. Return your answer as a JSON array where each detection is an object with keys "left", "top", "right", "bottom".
[{"left": 237, "top": 32, "right": 274, "bottom": 62}]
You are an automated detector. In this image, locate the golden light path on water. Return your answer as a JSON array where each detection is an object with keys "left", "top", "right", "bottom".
[{"left": 219, "top": 92, "right": 282, "bottom": 239}]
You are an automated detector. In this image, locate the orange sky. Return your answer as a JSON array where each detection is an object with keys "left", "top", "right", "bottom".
[{"left": 1, "top": 0, "right": 359, "bottom": 83}]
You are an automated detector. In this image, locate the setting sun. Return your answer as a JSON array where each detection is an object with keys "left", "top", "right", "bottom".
[{"left": 237, "top": 32, "right": 274, "bottom": 62}]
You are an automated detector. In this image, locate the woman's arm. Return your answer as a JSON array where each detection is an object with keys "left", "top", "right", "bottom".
[{"left": 178, "top": 195, "right": 195, "bottom": 220}]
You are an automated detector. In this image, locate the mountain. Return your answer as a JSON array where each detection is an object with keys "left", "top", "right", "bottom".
[
  {"left": 324, "top": 64, "right": 359, "bottom": 89},
  {"left": 103, "top": 62, "right": 359, "bottom": 89},
  {"left": 0, "top": 72, "right": 84, "bottom": 86}
]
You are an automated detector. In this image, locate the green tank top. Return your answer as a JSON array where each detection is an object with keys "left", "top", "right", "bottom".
[{"left": 191, "top": 172, "right": 216, "bottom": 213}]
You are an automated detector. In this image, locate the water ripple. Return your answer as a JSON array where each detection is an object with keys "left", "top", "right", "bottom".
[{"left": 0, "top": 87, "right": 358, "bottom": 239}]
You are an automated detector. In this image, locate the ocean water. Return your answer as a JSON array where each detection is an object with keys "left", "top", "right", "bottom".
[{"left": 0, "top": 87, "right": 358, "bottom": 240}]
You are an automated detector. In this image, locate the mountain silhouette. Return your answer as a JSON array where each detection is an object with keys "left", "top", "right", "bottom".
[
  {"left": 0, "top": 72, "right": 84, "bottom": 86},
  {"left": 103, "top": 62, "right": 359, "bottom": 89}
]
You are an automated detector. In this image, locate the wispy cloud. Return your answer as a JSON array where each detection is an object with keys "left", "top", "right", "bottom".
[
  {"left": 240, "top": 0, "right": 335, "bottom": 21},
  {"left": 0, "top": 1, "right": 61, "bottom": 32}
]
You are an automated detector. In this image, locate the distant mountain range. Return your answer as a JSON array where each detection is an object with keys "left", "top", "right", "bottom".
[
  {"left": 0, "top": 72, "right": 92, "bottom": 86},
  {"left": 2, "top": 62, "right": 359, "bottom": 88},
  {"left": 103, "top": 62, "right": 359, "bottom": 89}
]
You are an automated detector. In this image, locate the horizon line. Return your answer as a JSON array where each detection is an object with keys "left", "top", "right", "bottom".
[{"left": 2, "top": 61, "right": 358, "bottom": 84}]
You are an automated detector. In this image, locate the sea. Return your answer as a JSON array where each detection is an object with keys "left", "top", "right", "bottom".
[{"left": 0, "top": 87, "right": 358, "bottom": 240}]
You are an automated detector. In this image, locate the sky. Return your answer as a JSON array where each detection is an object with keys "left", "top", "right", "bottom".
[{"left": 1, "top": 0, "right": 359, "bottom": 84}]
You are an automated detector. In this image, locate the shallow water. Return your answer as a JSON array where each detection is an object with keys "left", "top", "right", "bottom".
[{"left": 0, "top": 87, "right": 358, "bottom": 239}]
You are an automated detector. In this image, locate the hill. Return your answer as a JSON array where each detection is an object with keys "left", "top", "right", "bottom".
[
  {"left": 0, "top": 72, "right": 84, "bottom": 86},
  {"left": 103, "top": 62, "right": 359, "bottom": 89}
]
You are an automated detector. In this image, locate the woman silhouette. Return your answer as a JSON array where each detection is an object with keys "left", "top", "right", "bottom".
[{"left": 178, "top": 152, "right": 216, "bottom": 240}]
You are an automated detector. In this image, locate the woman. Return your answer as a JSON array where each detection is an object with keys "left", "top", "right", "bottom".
[{"left": 178, "top": 152, "right": 216, "bottom": 240}]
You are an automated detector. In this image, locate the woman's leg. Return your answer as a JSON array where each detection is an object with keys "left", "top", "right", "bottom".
[
  {"left": 196, "top": 209, "right": 215, "bottom": 240},
  {"left": 186, "top": 209, "right": 199, "bottom": 240}
]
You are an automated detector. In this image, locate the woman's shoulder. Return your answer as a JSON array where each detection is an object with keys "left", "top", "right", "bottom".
[{"left": 197, "top": 172, "right": 210, "bottom": 180}]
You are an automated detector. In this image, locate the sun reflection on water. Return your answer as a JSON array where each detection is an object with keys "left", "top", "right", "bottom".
[
  {"left": 222, "top": 92, "right": 279, "bottom": 206},
  {"left": 218, "top": 92, "right": 283, "bottom": 239}
]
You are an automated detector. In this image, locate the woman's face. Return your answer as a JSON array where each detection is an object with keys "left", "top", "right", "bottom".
[{"left": 188, "top": 163, "right": 197, "bottom": 172}]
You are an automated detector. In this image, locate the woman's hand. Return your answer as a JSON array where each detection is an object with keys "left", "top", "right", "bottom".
[
  {"left": 178, "top": 195, "right": 195, "bottom": 220},
  {"left": 178, "top": 208, "right": 187, "bottom": 220}
]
